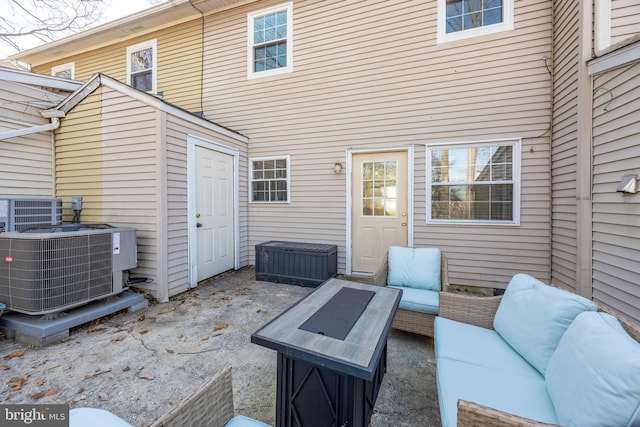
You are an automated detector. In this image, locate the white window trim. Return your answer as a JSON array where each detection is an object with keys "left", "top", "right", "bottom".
[
  {"left": 437, "top": 0, "right": 514, "bottom": 44},
  {"left": 52, "top": 62, "right": 75, "bottom": 79},
  {"left": 247, "top": 2, "right": 293, "bottom": 80},
  {"left": 126, "top": 39, "right": 157, "bottom": 94},
  {"left": 426, "top": 138, "right": 521, "bottom": 225},
  {"left": 249, "top": 155, "right": 291, "bottom": 203}
]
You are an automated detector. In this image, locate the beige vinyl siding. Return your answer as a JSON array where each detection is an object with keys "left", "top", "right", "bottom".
[
  {"left": 56, "top": 86, "right": 162, "bottom": 295},
  {"left": 163, "top": 114, "right": 249, "bottom": 297},
  {"left": 0, "top": 80, "right": 63, "bottom": 196},
  {"left": 32, "top": 19, "right": 203, "bottom": 113},
  {"left": 611, "top": 0, "right": 640, "bottom": 45},
  {"left": 203, "top": 0, "right": 553, "bottom": 287},
  {"left": 550, "top": 0, "right": 581, "bottom": 293},
  {"left": 55, "top": 87, "right": 106, "bottom": 221},
  {"left": 592, "top": 61, "right": 640, "bottom": 324},
  {"left": 0, "top": 129, "right": 54, "bottom": 197}
]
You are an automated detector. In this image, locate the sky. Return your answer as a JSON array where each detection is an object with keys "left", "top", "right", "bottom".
[{"left": 0, "top": 0, "right": 163, "bottom": 59}]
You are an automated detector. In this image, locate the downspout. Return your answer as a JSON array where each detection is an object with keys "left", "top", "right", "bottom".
[
  {"left": 189, "top": 0, "right": 206, "bottom": 117},
  {"left": 0, "top": 117, "right": 60, "bottom": 141}
]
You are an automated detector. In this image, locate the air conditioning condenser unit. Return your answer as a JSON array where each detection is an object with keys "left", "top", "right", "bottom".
[
  {"left": 0, "top": 198, "right": 62, "bottom": 232},
  {"left": 0, "top": 225, "right": 137, "bottom": 315}
]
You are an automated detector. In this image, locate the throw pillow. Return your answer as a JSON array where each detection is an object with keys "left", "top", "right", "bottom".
[
  {"left": 546, "top": 311, "right": 640, "bottom": 427},
  {"left": 493, "top": 273, "right": 597, "bottom": 375}
]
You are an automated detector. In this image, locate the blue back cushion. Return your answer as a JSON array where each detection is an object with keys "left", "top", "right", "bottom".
[
  {"left": 545, "top": 311, "right": 640, "bottom": 427},
  {"left": 493, "top": 273, "right": 597, "bottom": 375},
  {"left": 387, "top": 246, "right": 441, "bottom": 291}
]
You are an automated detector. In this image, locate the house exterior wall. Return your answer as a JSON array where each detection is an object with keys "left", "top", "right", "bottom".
[
  {"left": 550, "top": 0, "right": 590, "bottom": 295},
  {"left": 55, "top": 80, "right": 248, "bottom": 301},
  {"left": 32, "top": 19, "right": 203, "bottom": 113},
  {"left": 164, "top": 113, "right": 249, "bottom": 297},
  {"left": 591, "top": 60, "right": 640, "bottom": 324},
  {"left": 611, "top": 0, "right": 640, "bottom": 44},
  {"left": 0, "top": 80, "right": 63, "bottom": 197},
  {"left": 201, "top": 0, "right": 553, "bottom": 288},
  {"left": 55, "top": 85, "right": 163, "bottom": 297}
]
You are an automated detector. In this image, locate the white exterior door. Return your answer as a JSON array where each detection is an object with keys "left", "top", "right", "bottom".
[
  {"left": 195, "top": 146, "right": 235, "bottom": 281},
  {"left": 351, "top": 151, "right": 409, "bottom": 274}
]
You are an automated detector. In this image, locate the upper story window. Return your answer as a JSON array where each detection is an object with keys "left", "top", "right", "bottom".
[
  {"left": 126, "top": 39, "right": 157, "bottom": 93},
  {"left": 247, "top": 3, "right": 293, "bottom": 79},
  {"left": 427, "top": 139, "right": 520, "bottom": 224},
  {"left": 437, "top": 0, "right": 514, "bottom": 44},
  {"left": 250, "top": 156, "right": 290, "bottom": 203},
  {"left": 51, "top": 62, "right": 74, "bottom": 79}
]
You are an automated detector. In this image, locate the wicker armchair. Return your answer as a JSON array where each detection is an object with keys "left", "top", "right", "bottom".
[
  {"left": 437, "top": 291, "right": 640, "bottom": 426},
  {"left": 148, "top": 366, "right": 268, "bottom": 427},
  {"left": 371, "top": 250, "right": 449, "bottom": 337}
]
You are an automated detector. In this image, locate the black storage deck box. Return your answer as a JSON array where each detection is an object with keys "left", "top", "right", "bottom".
[{"left": 255, "top": 241, "right": 338, "bottom": 287}]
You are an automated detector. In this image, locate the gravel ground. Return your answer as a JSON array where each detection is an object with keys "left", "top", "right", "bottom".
[{"left": 0, "top": 267, "right": 440, "bottom": 426}]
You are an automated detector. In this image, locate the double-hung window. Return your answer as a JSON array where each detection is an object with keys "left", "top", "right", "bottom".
[
  {"left": 437, "top": 0, "right": 514, "bottom": 43},
  {"left": 427, "top": 139, "right": 520, "bottom": 224},
  {"left": 127, "top": 39, "right": 157, "bottom": 93},
  {"left": 250, "top": 156, "right": 290, "bottom": 203},
  {"left": 52, "top": 62, "right": 75, "bottom": 79},
  {"left": 247, "top": 3, "right": 293, "bottom": 79}
]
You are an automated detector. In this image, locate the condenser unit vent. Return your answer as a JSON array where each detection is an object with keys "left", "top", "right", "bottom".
[
  {"left": 0, "top": 226, "right": 137, "bottom": 315},
  {"left": 0, "top": 198, "right": 62, "bottom": 232}
]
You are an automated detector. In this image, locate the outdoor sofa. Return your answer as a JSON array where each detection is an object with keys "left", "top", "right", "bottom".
[
  {"left": 373, "top": 246, "right": 449, "bottom": 337},
  {"left": 434, "top": 273, "right": 640, "bottom": 427}
]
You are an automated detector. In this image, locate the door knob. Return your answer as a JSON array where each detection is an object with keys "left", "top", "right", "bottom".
[
  {"left": 401, "top": 221, "right": 407, "bottom": 227},
  {"left": 196, "top": 222, "right": 203, "bottom": 228}
]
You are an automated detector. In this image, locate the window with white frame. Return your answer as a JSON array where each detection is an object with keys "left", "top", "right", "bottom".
[
  {"left": 52, "top": 62, "right": 74, "bottom": 79},
  {"left": 437, "top": 0, "right": 514, "bottom": 43},
  {"left": 427, "top": 139, "right": 520, "bottom": 224},
  {"left": 250, "top": 156, "right": 290, "bottom": 202},
  {"left": 127, "top": 39, "right": 157, "bottom": 93},
  {"left": 247, "top": 3, "right": 293, "bottom": 79}
]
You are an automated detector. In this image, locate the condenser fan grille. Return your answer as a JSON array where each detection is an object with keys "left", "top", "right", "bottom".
[{"left": 0, "top": 234, "right": 113, "bottom": 314}]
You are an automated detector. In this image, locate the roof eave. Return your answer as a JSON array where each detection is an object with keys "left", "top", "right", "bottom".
[{"left": 10, "top": 0, "right": 254, "bottom": 67}]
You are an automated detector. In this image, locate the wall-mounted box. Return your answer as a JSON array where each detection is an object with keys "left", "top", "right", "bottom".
[{"left": 255, "top": 241, "right": 337, "bottom": 287}]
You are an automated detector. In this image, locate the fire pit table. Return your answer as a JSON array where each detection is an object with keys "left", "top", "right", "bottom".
[{"left": 251, "top": 277, "right": 401, "bottom": 427}]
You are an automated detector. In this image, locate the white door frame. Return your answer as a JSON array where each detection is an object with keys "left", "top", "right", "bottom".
[
  {"left": 346, "top": 146, "right": 414, "bottom": 276},
  {"left": 187, "top": 134, "right": 240, "bottom": 287}
]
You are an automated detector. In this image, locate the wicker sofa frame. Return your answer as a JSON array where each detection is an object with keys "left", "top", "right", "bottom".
[
  {"left": 148, "top": 365, "right": 236, "bottom": 427},
  {"left": 437, "top": 291, "right": 640, "bottom": 426},
  {"left": 371, "top": 252, "right": 450, "bottom": 337}
]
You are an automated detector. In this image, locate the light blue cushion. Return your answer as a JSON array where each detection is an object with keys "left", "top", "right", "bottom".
[
  {"left": 70, "top": 408, "right": 133, "bottom": 427},
  {"left": 436, "top": 358, "right": 557, "bottom": 427},
  {"left": 434, "top": 317, "right": 541, "bottom": 379},
  {"left": 389, "top": 285, "right": 439, "bottom": 314},
  {"left": 545, "top": 311, "right": 640, "bottom": 427},
  {"left": 387, "top": 246, "right": 441, "bottom": 291},
  {"left": 225, "top": 415, "right": 272, "bottom": 427},
  {"left": 493, "top": 273, "right": 597, "bottom": 374}
]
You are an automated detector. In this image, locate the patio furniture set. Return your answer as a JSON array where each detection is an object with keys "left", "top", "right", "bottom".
[{"left": 71, "top": 245, "right": 640, "bottom": 427}]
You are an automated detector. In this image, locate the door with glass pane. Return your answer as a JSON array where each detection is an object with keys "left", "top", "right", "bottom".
[{"left": 352, "top": 151, "right": 408, "bottom": 274}]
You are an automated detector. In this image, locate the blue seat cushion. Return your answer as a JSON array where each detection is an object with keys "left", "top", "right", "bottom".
[
  {"left": 493, "top": 273, "right": 597, "bottom": 375},
  {"left": 436, "top": 358, "right": 558, "bottom": 427},
  {"left": 389, "top": 286, "right": 438, "bottom": 314},
  {"left": 70, "top": 408, "right": 133, "bottom": 427},
  {"left": 434, "top": 317, "right": 541, "bottom": 379},
  {"left": 545, "top": 311, "right": 640, "bottom": 427},
  {"left": 387, "top": 246, "right": 441, "bottom": 291},
  {"left": 225, "top": 415, "right": 271, "bottom": 427}
]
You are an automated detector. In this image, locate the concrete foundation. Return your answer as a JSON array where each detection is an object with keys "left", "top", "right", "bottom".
[{"left": 0, "top": 292, "right": 148, "bottom": 346}]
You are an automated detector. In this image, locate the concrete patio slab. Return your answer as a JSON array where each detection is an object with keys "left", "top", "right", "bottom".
[{"left": 0, "top": 267, "right": 440, "bottom": 426}]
